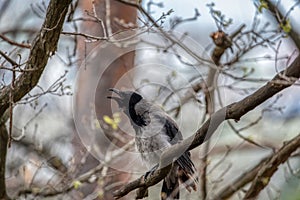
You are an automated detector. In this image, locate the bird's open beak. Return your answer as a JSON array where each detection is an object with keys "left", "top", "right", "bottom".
[
  {"left": 108, "top": 88, "right": 120, "bottom": 95},
  {"left": 107, "top": 88, "right": 123, "bottom": 105}
]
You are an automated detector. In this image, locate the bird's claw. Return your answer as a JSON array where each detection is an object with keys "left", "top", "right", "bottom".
[{"left": 144, "top": 164, "right": 159, "bottom": 181}]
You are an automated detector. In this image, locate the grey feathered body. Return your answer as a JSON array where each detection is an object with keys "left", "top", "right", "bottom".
[
  {"left": 108, "top": 89, "right": 197, "bottom": 199},
  {"left": 131, "top": 99, "right": 183, "bottom": 168}
]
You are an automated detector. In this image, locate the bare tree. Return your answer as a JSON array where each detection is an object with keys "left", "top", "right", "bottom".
[{"left": 0, "top": 0, "right": 300, "bottom": 200}]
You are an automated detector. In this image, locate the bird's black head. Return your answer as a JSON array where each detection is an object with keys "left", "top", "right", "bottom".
[
  {"left": 107, "top": 88, "right": 143, "bottom": 112},
  {"left": 107, "top": 88, "right": 146, "bottom": 127}
]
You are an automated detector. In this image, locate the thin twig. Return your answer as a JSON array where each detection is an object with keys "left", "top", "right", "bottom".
[
  {"left": 244, "top": 133, "right": 300, "bottom": 199},
  {"left": 0, "top": 50, "right": 19, "bottom": 66},
  {"left": 113, "top": 53, "right": 300, "bottom": 199},
  {"left": 0, "top": 34, "right": 31, "bottom": 48}
]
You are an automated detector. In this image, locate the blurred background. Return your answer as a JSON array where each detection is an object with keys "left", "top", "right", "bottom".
[{"left": 0, "top": 0, "right": 300, "bottom": 199}]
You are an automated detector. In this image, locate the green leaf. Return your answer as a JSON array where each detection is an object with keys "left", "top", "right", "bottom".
[
  {"left": 103, "top": 115, "right": 114, "bottom": 125},
  {"left": 261, "top": 177, "right": 270, "bottom": 186},
  {"left": 73, "top": 180, "right": 82, "bottom": 189},
  {"left": 280, "top": 19, "right": 292, "bottom": 34},
  {"left": 258, "top": 0, "right": 268, "bottom": 13},
  {"left": 247, "top": 135, "right": 254, "bottom": 142},
  {"left": 171, "top": 70, "right": 177, "bottom": 77},
  {"left": 98, "top": 191, "right": 104, "bottom": 198},
  {"left": 241, "top": 66, "right": 248, "bottom": 75},
  {"left": 214, "top": 10, "right": 221, "bottom": 17},
  {"left": 103, "top": 113, "right": 121, "bottom": 130}
]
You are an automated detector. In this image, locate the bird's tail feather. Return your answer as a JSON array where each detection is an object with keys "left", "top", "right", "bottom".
[
  {"left": 161, "top": 167, "right": 198, "bottom": 199},
  {"left": 161, "top": 177, "right": 179, "bottom": 200},
  {"left": 161, "top": 152, "right": 198, "bottom": 200},
  {"left": 178, "top": 166, "right": 197, "bottom": 192},
  {"left": 161, "top": 165, "right": 179, "bottom": 200}
]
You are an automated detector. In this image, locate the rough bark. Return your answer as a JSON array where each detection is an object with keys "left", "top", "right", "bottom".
[
  {"left": 216, "top": 156, "right": 269, "bottom": 199},
  {"left": 264, "top": 0, "right": 300, "bottom": 50},
  {"left": 244, "top": 133, "right": 300, "bottom": 199},
  {"left": 0, "top": 117, "right": 9, "bottom": 200},
  {"left": 0, "top": 0, "right": 72, "bottom": 116},
  {"left": 0, "top": 0, "right": 72, "bottom": 198}
]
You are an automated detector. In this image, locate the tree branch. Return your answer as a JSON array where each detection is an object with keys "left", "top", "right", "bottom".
[
  {"left": 216, "top": 156, "right": 269, "bottom": 199},
  {"left": 110, "top": 1, "right": 300, "bottom": 198},
  {"left": 0, "top": 34, "right": 31, "bottom": 49},
  {"left": 216, "top": 132, "right": 300, "bottom": 199},
  {"left": 115, "top": 0, "right": 212, "bottom": 65},
  {"left": 0, "top": 115, "right": 10, "bottom": 199},
  {"left": 0, "top": 0, "right": 72, "bottom": 117},
  {"left": 0, "top": 0, "right": 72, "bottom": 198},
  {"left": 113, "top": 53, "right": 300, "bottom": 199},
  {"left": 263, "top": 0, "right": 300, "bottom": 50},
  {"left": 244, "top": 133, "right": 300, "bottom": 199},
  {"left": 113, "top": 164, "right": 172, "bottom": 199},
  {"left": 201, "top": 28, "right": 236, "bottom": 199}
]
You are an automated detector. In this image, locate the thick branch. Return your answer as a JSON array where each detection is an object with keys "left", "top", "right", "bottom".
[
  {"left": 0, "top": 117, "right": 10, "bottom": 199},
  {"left": 0, "top": 0, "right": 72, "bottom": 116},
  {"left": 216, "top": 156, "right": 269, "bottom": 199},
  {"left": 113, "top": 54, "right": 300, "bottom": 198},
  {"left": 216, "top": 132, "right": 300, "bottom": 199},
  {"left": 264, "top": 0, "right": 300, "bottom": 50},
  {"left": 0, "top": 0, "right": 71, "bottom": 199},
  {"left": 201, "top": 28, "right": 235, "bottom": 198},
  {"left": 244, "top": 133, "right": 300, "bottom": 199},
  {"left": 113, "top": 164, "right": 172, "bottom": 199}
]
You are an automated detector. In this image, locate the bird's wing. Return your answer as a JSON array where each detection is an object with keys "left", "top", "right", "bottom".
[
  {"left": 145, "top": 106, "right": 197, "bottom": 170},
  {"left": 177, "top": 151, "right": 196, "bottom": 174},
  {"left": 164, "top": 115, "right": 183, "bottom": 143},
  {"left": 135, "top": 100, "right": 183, "bottom": 142},
  {"left": 151, "top": 110, "right": 195, "bottom": 174},
  {"left": 162, "top": 113, "right": 198, "bottom": 191}
]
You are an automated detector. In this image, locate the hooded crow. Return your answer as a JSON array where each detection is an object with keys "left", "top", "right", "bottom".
[{"left": 108, "top": 88, "right": 198, "bottom": 199}]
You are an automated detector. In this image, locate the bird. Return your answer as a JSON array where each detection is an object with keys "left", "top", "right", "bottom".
[{"left": 107, "top": 88, "right": 198, "bottom": 199}]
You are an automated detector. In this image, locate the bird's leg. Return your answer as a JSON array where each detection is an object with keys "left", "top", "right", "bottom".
[{"left": 144, "top": 164, "right": 159, "bottom": 180}]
